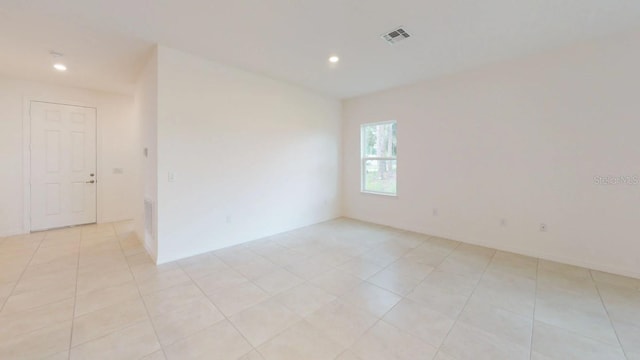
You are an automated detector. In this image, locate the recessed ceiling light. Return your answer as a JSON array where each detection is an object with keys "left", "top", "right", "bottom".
[
  {"left": 53, "top": 63, "right": 67, "bottom": 72},
  {"left": 328, "top": 56, "right": 339, "bottom": 63}
]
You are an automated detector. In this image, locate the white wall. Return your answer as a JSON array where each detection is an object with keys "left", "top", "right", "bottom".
[
  {"left": 343, "top": 31, "right": 640, "bottom": 278},
  {"left": 132, "top": 49, "right": 158, "bottom": 259},
  {"left": 0, "top": 76, "right": 137, "bottom": 236},
  {"left": 154, "top": 46, "right": 341, "bottom": 263}
]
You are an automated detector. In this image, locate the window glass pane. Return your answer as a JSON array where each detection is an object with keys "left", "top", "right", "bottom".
[
  {"left": 363, "top": 159, "right": 397, "bottom": 194},
  {"left": 363, "top": 122, "right": 397, "bottom": 158}
]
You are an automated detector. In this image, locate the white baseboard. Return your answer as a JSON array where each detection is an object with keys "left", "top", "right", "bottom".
[{"left": 345, "top": 216, "right": 640, "bottom": 280}]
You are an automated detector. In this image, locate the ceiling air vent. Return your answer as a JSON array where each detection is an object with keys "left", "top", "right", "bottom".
[{"left": 381, "top": 27, "right": 411, "bottom": 45}]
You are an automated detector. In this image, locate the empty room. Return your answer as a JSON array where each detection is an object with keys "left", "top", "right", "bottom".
[{"left": 0, "top": 1, "right": 639, "bottom": 359}]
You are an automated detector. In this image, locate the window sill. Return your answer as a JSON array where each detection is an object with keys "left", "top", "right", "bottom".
[{"left": 360, "top": 191, "right": 397, "bottom": 197}]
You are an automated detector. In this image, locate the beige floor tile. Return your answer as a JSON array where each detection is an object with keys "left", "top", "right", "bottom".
[
  {"left": 136, "top": 267, "right": 193, "bottom": 295},
  {"left": 194, "top": 267, "right": 250, "bottom": 295},
  {"left": 119, "top": 235, "right": 146, "bottom": 256},
  {"left": 1, "top": 284, "right": 76, "bottom": 314},
  {"left": 164, "top": 320, "right": 252, "bottom": 360},
  {"left": 335, "top": 350, "right": 364, "bottom": 360},
  {"left": 43, "top": 350, "right": 70, "bottom": 360},
  {"left": 341, "top": 282, "right": 401, "bottom": 317},
  {"left": 612, "top": 320, "right": 640, "bottom": 356},
  {"left": 458, "top": 300, "right": 533, "bottom": 347},
  {"left": 591, "top": 270, "right": 640, "bottom": 289},
  {"left": 74, "top": 280, "right": 140, "bottom": 317},
  {"left": 208, "top": 281, "right": 270, "bottom": 316},
  {"left": 233, "top": 257, "right": 279, "bottom": 280},
  {"left": 70, "top": 320, "right": 160, "bottom": 360},
  {"left": 421, "top": 270, "right": 479, "bottom": 296},
  {"left": 239, "top": 350, "right": 265, "bottom": 360},
  {"left": 306, "top": 299, "right": 378, "bottom": 347},
  {"left": 351, "top": 320, "right": 438, "bottom": 360},
  {"left": 0, "top": 281, "right": 10, "bottom": 307},
  {"left": 309, "top": 269, "right": 363, "bottom": 296},
  {"left": 151, "top": 296, "right": 225, "bottom": 346},
  {"left": 12, "top": 268, "right": 77, "bottom": 295},
  {"left": 407, "top": 283, "right": 470, "bottom": 318},
  {"left": 253, "top": 268, "right": 304, "bottom": 295},
  {"left": 486, "top": 251, "right": 538, "bottom": 280},
  {"left": 142, "top": 283, "right": 205, "bottom": 317},
  {"left": 530, "top": 352, "right": 556, "bottom": 360},
  {"left": 470, "top": 270, "right": 536, "bottom": 317},
  {"left": 0, "top": 321, "right": 72, "bottom": 360},
  {"left": 0, "top": 264, "right": 26, "bottom": 283},
  {"left": 401, "top": 245, "right": 451, "bottom": 268},
  {"left": 359, "top": 244, "right": 408, "bottom": 267},
  {"left": 22, "top": 255, "right": 78, "bottom": 278},
  {"left": 76, "top": 268, "right": 133, "bottom": 295},
  {"left": 141, "top": 350, "right": 167, "bottom": 360},
  {"left": 532, "top": 321, "right": 626, "bottom": 360},
  {"left": 284, "top": 256, "right": 335, "bottom": 280},
  {"left": 336, "top": 257, "right": 384, "bottom": 280},
  {"left": 387, "top": 258, "right": 437, "bottom": 280},
  {"left": 0, "top": 298, "right": 74, "bottom": 340},
  {"left": 367, "top": 266, "right": 425, "bottom": 296},
  {"left": 215, "top": 246, "right": 264, "bottom": 267},
  {"left": 383, "top": 298, "right": 455, "bottom": 347},
  {"left": 112, "top": 220, "right": 135, "bottom": 236},
  {"left": 178, "top": 253, "right": 230, "bottom": 279},
  {"left": 257, "top": 320, "right": 345, "bottom": 360},
  {"left": 1, "top": 219, "right": 637, "bottom": 360},
  {"left": 539, "top": 260, "right": 592, "bottom": 281},
  {"left": 230, "top": 298, "right": 301, "bottom": 346},
  {"left": 598, "top": 283, "right": 640, "bottom": 324},
  {"left": 130, "top": 261, "right": 180, "bottom": 281},
  {"left": 433, "top": 351, "right": 458, "bottom": 360},
  {"left": 437, "top": 256, "right": 491, "bottom": 281},
  {"left": 440, "top": 322, "right": 529, "bottom": 360},
  {"left": 535, "top": 286, "right": 619, "bottom": 345},
  {"left": 252, "top": 244, "right": 305, "bottom": 267},
  {"left": 311, "top": 249, "right": 354, "bottom": 267},
  {"left": 628, "top": 352, "right": 640, "bottom": 360},
  {"left": 275, "top": 283, "right": 337, "bottom": 317},
  {"left": 71, "top": 298, "right": 149, "bottom": 346}
]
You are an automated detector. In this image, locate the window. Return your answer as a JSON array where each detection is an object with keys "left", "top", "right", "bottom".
[{"left": 361, "top": 121, "right": 397, "bottom": 195}]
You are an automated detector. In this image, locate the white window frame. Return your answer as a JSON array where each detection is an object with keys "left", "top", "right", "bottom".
[{"left": 360, "top": 120, "right": 397, "bottom": 196}]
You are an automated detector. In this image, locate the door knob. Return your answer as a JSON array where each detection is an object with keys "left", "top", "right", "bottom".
[{"left": 86, "top": 180, "right": 95, "bottom": 184}]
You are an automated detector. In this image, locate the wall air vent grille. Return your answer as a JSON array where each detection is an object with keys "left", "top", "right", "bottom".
[{"left": 382, "top": 27, "right": 411, "bottom": 44}]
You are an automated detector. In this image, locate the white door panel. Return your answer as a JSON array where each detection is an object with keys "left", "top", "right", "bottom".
[{"left": 30, "top": 102, "right": 97, "bottom": 231}]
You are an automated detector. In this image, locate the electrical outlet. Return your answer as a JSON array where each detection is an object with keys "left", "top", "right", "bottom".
[
  {"left": 500, "top": 218, "right": 507, "bottom": 227},
  {"left": 540, "top": 223, "right": 547, "bottom": 232},
  {"left": 168, "top": 172, "right": 175, "bottom": 182},
  {"left": 226, "top": 215, "right": 231, "bottom": 224},
  {"left": 432, "top": 208, "right": 438, "bottom": 216},
  {"left": 113, "top": 168, "right": 124, "bottom": 174}
]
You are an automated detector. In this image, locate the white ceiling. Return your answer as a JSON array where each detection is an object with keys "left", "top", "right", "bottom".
[{"left": 1, "top": 0, "right": 640, "bottom": 98}]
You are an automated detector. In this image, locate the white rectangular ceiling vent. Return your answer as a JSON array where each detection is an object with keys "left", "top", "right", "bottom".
[{"left": 381, "top": 27, "right": 411, "bottom": 44}]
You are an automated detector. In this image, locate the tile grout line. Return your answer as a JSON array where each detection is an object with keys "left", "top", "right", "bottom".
[
  {"left": 115, "top": 223, "right": 169, "bottom": 360},
  {"left": 67, "top": 226, "right": 84, "bottom": 360},
  {"left": 0, "top": 232, "right": 47, "bottom": 313},
  {"left": 529, "top": 258, "right": 540, "bottom": 360},
  {"left": 432, "top": 245, "right": 498, "bottom": 360},
  {"left": 175, "top": 255, "right": 260, "bottom": 359},
  {"left": 213, "top": 230, "right": 413, "bottom": 359},
  {"left": 359, "top": 240, "right": 465, "bottom": 360},
  {"left": 589, "top": 270, "right": 630, "bottom": 360}
]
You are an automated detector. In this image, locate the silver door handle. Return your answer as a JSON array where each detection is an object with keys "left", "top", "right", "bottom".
[{"left": 86, "top": 180, "right": 95, "bottom": 184}]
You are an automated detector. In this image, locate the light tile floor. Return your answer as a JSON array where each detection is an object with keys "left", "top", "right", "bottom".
[{"left": 0, "top": 218, "right": 639, "bottom": 360}]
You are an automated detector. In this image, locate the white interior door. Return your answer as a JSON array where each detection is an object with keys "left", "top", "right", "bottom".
[{"left": 30, "top": 101, "right": 97, "bottom": 231}]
